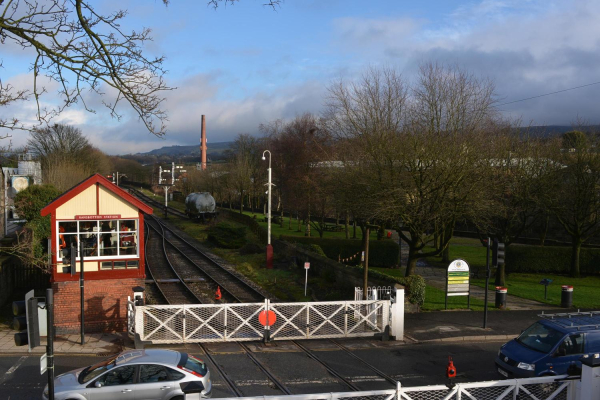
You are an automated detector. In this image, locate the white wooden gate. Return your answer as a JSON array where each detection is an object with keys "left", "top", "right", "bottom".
[{"left": 133, "top": 299, "right": 390, "bottom": 344}]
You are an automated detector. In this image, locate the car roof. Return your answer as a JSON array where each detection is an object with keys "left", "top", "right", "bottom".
[
  {"left": 540, "top": 311, "right": 600, "bottom": 333},
  {"left": 114, "top": 350, "right": 181, "bottom": 366}
]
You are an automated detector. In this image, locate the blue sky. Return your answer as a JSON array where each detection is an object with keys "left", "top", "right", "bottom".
[{"left": 3, "top": 0, "right": 600, "bottom": 154}]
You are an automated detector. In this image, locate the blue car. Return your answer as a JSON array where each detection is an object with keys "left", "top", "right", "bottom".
[{"left": 495, "top": 311, "right": 600, "bottom": 378}]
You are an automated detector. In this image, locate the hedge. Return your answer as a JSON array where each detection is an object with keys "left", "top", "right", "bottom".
[
  {"left": 280, "top": 235, "right": 399, "bottom": 267},
  {"left": 507, "top": 244, "right": 600, "bottom": 275}
]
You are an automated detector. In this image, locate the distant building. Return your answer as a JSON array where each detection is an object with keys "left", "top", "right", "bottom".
[{"left": 2, "top": 153, "right": 42, "bottom": 237}]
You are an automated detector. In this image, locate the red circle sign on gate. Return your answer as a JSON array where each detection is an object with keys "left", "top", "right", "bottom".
[{"left": 258, "top": 310, "right": 276, "bottom": 327}]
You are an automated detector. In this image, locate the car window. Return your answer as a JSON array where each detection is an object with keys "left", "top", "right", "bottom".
[
  {"left": 97, "top": 365, "right": 136, "bottom": 386},
  {"left": 184, "top": 355, "right": 207, "bottom": 377},
  {"left": 166, "top": 367, "right": 186, "bottom": 381},
  {"left": 587, "top": 332, "right": 600, "bottom": 353},
  {"left": 558, "top": 334, "right": 585, "bottom": 356},
  {"left": 140, "top": 365, "right": 169, "bottom": 383},
  {"left": 516, "top": 322, "right": 563, "bottom": 353},
  {"left": 80, "top": 355, "right": 118, "bottom": 384}
]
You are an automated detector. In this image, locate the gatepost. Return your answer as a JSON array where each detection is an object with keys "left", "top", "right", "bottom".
[{"left": 390, "top": 284, "right": 404, "bottom": 341}]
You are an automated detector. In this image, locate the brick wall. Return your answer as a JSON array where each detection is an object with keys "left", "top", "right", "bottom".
[{"left": 52, "top": 278, "right": 143, "bottom": 334}]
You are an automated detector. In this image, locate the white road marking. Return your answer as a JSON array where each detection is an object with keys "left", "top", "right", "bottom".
[{"left": 0, "top": 357, "right": 28, "bottom": 385}]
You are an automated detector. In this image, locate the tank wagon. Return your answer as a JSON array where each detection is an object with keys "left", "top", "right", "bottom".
[{"left": 185, "top": 192, "right": 217, "bottom": 221}]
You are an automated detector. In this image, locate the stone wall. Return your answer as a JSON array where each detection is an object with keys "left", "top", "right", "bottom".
[{"left": 52, "top": 277, "right": 143, "bottom": 334}]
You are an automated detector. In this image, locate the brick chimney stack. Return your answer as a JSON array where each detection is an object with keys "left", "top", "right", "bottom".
[{"left": 201, "top": 115, "right": 207, "bottom": 171}]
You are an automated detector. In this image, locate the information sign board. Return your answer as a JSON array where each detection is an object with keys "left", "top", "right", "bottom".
[{"left": 445, "top": 259, "right": 471, "bottom": 309}]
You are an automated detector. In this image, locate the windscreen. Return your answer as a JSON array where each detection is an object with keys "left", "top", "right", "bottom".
[
  {"left": 79, "top": 355, "right": 117, "bottom": 383},
  {"left": 185, "top": 355, "right": 207, "bottom": 377},
  {"left": 516, "top": 322, "right": 563, "bottom": 353}
]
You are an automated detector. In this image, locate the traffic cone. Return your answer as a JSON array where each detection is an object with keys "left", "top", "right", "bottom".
[{"left": 215, "top": 286, "right": 222, "bottom": 300}]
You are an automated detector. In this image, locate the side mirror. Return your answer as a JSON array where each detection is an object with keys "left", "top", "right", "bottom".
[
  {"left": 95, "top": 381, "right": 103, "bottom": 388},
  {"left": 555, "top": 347, "right": 567, "bottom": 357}
]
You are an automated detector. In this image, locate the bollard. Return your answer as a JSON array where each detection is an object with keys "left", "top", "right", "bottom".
[
  {"left": 495, "top": 287, "right": 507, "bottom": 309},
  {"left": 561, "top": 285, "right": 573, "bottom": 308}
]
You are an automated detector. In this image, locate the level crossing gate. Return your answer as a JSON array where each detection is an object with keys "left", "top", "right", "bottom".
[{"left": 130, "top": 298, "right": 393, "bottom": 344}]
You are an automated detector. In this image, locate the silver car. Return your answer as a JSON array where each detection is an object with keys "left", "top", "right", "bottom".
[{"left": 42, "top": 349, "right": 212, "bottom": 400}]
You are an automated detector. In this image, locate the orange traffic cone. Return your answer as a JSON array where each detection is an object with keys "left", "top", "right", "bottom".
[{"left": 215, "top": 286, "right": 222, "bottom": 300}]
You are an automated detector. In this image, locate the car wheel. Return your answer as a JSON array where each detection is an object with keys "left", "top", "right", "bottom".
[{"left": 170, "top": 396, "right": 184, "bottom": 400}]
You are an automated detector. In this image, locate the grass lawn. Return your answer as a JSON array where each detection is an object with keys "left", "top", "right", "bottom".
[
  {"left": 234, "top": 210, "right": 381, "bottom": 241},
  {"left": 472, "top": 274, "right": 600, "bottom": 309},
  {"left": 421, "top": 236, "right": 600, "bottom": 309},
  {"left": 371, "top": 266, "right": 491, "bottom": 311}
]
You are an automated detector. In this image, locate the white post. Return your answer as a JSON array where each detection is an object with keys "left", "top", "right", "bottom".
[
  {"left": 159, "top": 166, "right": 162, "bottom": 185},
  {"left": 171, "top": 162, "right": 175, "bottom": 184},
  {"left": 580, "top": 355, "right": 600, "bottom": 399},
  {"left": 390, "top": 286, "right": 405, "bottom": 341},
  {"left": 304, "top": 268, "right": 308, "bottom": 296},
  {"left": 267, "top": 165, "right": 272, "bottom": 245}
]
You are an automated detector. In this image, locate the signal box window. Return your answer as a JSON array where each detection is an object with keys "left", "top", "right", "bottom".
[{"left": 56, "top": 219, "right": 139, "bottom": 265}]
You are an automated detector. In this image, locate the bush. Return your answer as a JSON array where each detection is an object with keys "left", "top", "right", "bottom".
[
  {"left": 207, "top": 223, "right": 247, "bottom": 249},
  {"left": 404, "top": 275, "right": 426, "bottom": 306},
  {"left": 309, "top": 244, "right": 327, "bottom": 258},
  {"left": 239, "top": 243, "right": 263, "bottom": 255},
  {"left": 507, "top": 244, "right": 600, "bottom": 275},
  {"left": 280, "top": 236, "right": 399, "bottom": 267}
]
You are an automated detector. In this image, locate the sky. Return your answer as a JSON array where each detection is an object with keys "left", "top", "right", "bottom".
[{"left": 3, "top": 0, "right": 600, "bottom": 155}]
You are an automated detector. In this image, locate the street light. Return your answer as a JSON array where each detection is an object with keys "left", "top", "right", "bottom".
[{"left": 262, "top": 150, "right": 273, "bottom": 269}]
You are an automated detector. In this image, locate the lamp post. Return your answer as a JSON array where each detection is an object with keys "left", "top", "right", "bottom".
[{"left": 262, "top": 150, "right": 273, "bottom": 269}]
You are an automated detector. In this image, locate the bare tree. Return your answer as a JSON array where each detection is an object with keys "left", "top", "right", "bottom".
[
  {"left": 226, "top": 134, "right": 262, "bottom": 214},
  {"left": 326, "top": 64, "right": 498, "bottom": 276},
  {"left": 27, "top": 123, "right": 110, "bottom": 189},
  {"left": 543, "top": 130, "right": 600, "bottom": 277},
  {"left": 1, "top": 0, "right": 279, "bottom": 136},
  {"left": 0, "top": 0, "right": 175, "bottom": 136}
]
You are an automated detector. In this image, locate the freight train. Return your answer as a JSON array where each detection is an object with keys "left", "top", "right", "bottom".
[{"left": 185, "top": 192, "right": 217, "bottom": 221}]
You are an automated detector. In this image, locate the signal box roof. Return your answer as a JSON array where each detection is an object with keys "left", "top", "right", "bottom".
[{"left": 41, "top": 174, "right": 153, "bottom": 217}]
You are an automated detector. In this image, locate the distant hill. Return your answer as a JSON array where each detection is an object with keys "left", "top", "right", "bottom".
[
  {"left": 124, "top": 126, "right": 597, "bottom": 159},
  {"left": 141, "top": 141, "right": 232, "bottom": 157}
]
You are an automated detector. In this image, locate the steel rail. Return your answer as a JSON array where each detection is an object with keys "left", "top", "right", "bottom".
[
  {"left": 329, "top": 339, "right": 398, "bottom": 386},
  {"left": 197, "top": 343, "right": 245, "bottom": 398},
  {"left": 292, "top": 340, "right": 361, "bottom": 391},
  {"left": 145, "top": 218, "right": 203, "bottom": 305},
  {"left": 143, "top": 225, "right": 168, "bottom": 305},
  {"left": 128, "top": 187, "right": 188, "bottom": 219},
  {"left": 238, "top": 342, "right": 292, "bottom": 395},
  {"left": 150, "top": 215, "right": 266, "bottom": 303}
]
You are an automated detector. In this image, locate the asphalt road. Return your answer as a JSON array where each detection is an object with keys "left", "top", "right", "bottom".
[{"left": 0, "top": 339, "right": 505, "bottom": 399}]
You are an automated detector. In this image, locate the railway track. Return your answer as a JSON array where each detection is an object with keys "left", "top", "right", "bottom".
[
  {"left": 144, "top": 220, "right": 203, "bottom": 305},
  {"left": 128, "top": 187, "right": 188, "bottom": 219},
  {"left": 145, "top": 214, "right": 267, "bottom": 303},
  {"left": 133, "top": 189, "right": 396, "bottom": 395}
]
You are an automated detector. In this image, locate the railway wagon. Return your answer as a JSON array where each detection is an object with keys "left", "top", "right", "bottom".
[{"left": 185, "top": 192, "right": 217, "bottom": 221}]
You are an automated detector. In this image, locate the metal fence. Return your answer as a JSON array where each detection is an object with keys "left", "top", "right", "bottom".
[
  {"left": 215, "top": 376, "right": 574, "bottom": 400},
  {"left": 133, "top": 299, "right": 390, "bottom": 344},
  {"left": 355, "top": 286, "right": 394, "bottom": 301}
]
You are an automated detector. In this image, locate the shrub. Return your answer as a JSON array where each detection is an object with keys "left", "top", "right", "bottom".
[
  {"left": 507, "top": 244, "right": 600, "bottom": 275},
  {"left": 239, "top": 243, "right": 263, "bottom": 255},
  {"left": 309, "top": 244, "right": 327, "bottom": 258},
  {"left": 207, "top": 223, "right": 247, "bottom": 249},
  {"left": 280, "top": 236, "right": 399, "bottom": 267},
  {"left": 404, "top": 275, "right": 426, "bottom": 306}
]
